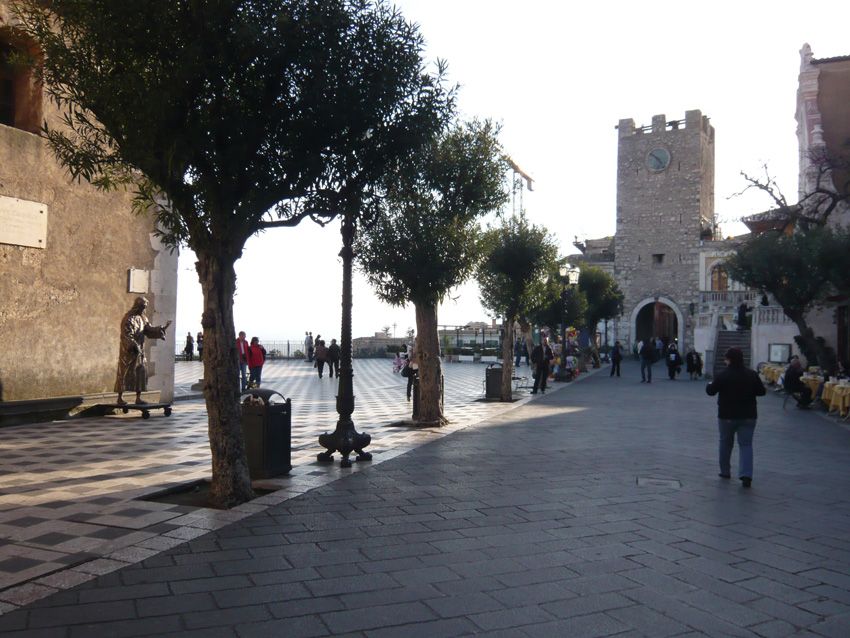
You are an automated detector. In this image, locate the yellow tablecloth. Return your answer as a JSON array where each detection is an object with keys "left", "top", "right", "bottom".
[
  {"left": 801, "top": 376, "right": 821, "bottom": 397},
  {"left": 828, "top": 385, "right": 850, "bottom": 417},
  {"left": 761, "top": 365, "right": 784, "bottom": 384}
]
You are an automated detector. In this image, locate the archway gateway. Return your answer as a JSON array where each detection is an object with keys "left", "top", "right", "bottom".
[{"left": 636, "top": 301, "right": 678, "bottom": 346}]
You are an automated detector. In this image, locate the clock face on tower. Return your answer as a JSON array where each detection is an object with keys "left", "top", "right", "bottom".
[{"left": 646, "top": 147, "right": 671, "bottom": 172}]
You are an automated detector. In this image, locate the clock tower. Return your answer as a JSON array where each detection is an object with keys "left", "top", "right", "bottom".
[{"left": 613, "top": 110, "right": 715, "bottom": 351}]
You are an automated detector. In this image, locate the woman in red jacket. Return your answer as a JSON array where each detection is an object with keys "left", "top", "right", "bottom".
[{"left": 247, "top": 337, "right": 266, "bottom": 388}]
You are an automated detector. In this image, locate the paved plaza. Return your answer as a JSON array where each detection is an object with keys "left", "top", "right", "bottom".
[
  {"left": 3, "top": 359, "right": 850, "bottom": 636},
  {"left": 0, "top": 359, "right": 547, "bottom": 603}
]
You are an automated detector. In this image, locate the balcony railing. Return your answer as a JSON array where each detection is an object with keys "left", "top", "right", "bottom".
[{"left": 699, "top": 290, "right": 759, "bottom": 305}]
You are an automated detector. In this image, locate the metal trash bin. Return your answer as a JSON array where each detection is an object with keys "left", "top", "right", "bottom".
[
  {"left": 240, "top": 389, "right": 292, "bottom": 479},
  {"left": 485, "top": 363, "right": 503, "bottom": 399}
]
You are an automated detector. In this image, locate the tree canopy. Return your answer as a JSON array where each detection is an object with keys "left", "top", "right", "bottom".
[
  {"left": 476, "top": 215, "right": 559, "bottom": 323},
  {"left": 13, "top": 0, "right": 451, "bottom": 506},
  {"left": 357, "top": 119, "right": 507, "bottom": 308}
]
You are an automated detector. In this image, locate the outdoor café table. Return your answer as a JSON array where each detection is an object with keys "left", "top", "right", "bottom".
[
  {"left": 822, "top": 381, "right": 836, "bottom": 407},
  {"left": 802, "top": 375, "right": 821, "bottom": 398},
  {"left": 828, "top": 384, "right": 850, "bottom": 417},
  {"left": 762, "top": 365, "right": 783, "bottom": 385}
]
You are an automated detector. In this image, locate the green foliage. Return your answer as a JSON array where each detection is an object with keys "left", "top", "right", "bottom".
[
  {"left": 356, "top": 120, "right": 508, "bottom": 307},
  {"left": 724, "top": 228, "right": 836, "bottom": 321},
  {"left": 578, "top": 266, "right": 624, "bottom": 332},
  {"left": 13, "top": 0, "right": 449, "bottom": 252},
  {"left": 476, "top": 215, "right": 559, "bottom": 323}
]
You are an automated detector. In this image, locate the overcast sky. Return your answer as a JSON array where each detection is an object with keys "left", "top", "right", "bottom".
[{"left": 174, "top": 0, "right": 849, "bottom": 346}]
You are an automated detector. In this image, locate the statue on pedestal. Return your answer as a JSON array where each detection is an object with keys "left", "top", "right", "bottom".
[{"left": 114, "top": 296, "right": 171, "bottom": 405}]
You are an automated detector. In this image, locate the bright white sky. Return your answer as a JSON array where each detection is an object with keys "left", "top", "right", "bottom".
[{"left": 175, "top": 0, "right": 850, "bottom": 345}]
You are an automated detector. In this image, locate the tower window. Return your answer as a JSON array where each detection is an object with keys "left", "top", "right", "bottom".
[
  {"left": 710, "top": 264, "right": 728, "bottom": 291},
  {"left": 652, "top": 253, "right": 664, "bottom": 265}
]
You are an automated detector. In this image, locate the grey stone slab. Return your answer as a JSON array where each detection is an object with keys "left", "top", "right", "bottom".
[
  {"left": 235, "top": 615, "right": 329, "bottom": 638},
  {"left": 136, "top": 592, "right": 216, "bottom": 617},
  {"left": 467, "top": 604, "right": 554, "bottom": 631},
  {"left": 184, "top": 604, "right": 272, "bottom": 630},
  {"left": 521, "top": 612, "right": 630, "bottom": 637},
  {"left": 423, "top": 591, "right": 503, "bottom": 618},
  {"left": 364, "top": 617, "right": 477, "bottom": 638},
  {"left": 607, "top": 604, "right": 690, "bottom": 636},
  {"left": 322, "top": 602, "right": 436, "bottom": 634},
  {"left": 26, "top": 599, "right": 135, "bottom": 628},
  {"left": 67, "top": 615, "right": 183, "bottom": 638},
  {"left": 540, "top": 592, "right": 634, "bottom": 619},
  {"left": 212, "top": 582, "right": 311, "bottom": 608},
  {"left": 169, "top": 574, "right": 253, "bottom": 595}
]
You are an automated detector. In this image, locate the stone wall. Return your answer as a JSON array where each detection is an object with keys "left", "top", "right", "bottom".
[
  {"left": 613, "top": 110, "right": 715, "bottom": 350},
  {"left": 0, "top": 7, "right": 177, "bottom": 402}
]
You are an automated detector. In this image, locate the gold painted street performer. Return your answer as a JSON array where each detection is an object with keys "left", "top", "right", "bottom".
[{"left": 114, "top": 296, "right": 171, "bottom": 405}]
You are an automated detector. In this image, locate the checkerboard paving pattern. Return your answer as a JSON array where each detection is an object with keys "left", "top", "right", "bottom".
[{"left": 0, "top": 358, "right": 568, "bottom": 611}]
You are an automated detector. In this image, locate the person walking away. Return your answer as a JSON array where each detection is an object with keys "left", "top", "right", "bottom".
[
  {"left": 706, "top": 347, "right": 766, "bottom": 487},
  {"left": 531, "top": 337, "right": 554, "bottom": 394},
  {"left": 184, "top": 332, "right": 194, "bottom": 361},
  {"left": 514, "top": 337, "right": 523, "bottom": 367},
  {"left": 610, "top": 340, "right": 622, "bottom": 378},
  {"left": 314, "top": 338, "right": 328, "bottom": 379},
  {"left": 639, "top": 338, "right": 656, "bottom": 383},
  {"left": 247, "top": 337, "right": 266, "bottom": 388},
  {"left": 196, "top": 332, "right": 204, "bottom": 360},
  {"left": 235, "top": 331, "right": 249, "bottom": 391},
  {"left": 666, "top": 342, "right": 682, "bottom": 380},
  {"left": 784, "top": 356, "right": 813, "bottom": 407},
  {"left": 686, "top": 347, "right": 699, "bottom": 380},
  {"left": 328, "top": 338, "right": 341, "bottom": 378}
]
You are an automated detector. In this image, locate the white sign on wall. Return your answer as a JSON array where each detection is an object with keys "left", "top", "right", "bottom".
[
  {"left": 128, "top": 268, "right": 150, "bottom": 294},
  {"left": 0, "top": 196, "right": 49, "bottom": 249}
]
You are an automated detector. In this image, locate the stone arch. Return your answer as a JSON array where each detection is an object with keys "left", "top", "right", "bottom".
[{"left": 629, "top": 297, "right": 685, "bottom": 349}]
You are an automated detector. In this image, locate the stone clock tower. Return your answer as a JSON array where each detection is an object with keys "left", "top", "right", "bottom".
[{"left": 613, "top": 109, "right": 715, "bottom": 350}]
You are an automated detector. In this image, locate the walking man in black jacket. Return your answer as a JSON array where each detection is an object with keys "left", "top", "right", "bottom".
[{"left": 706, "top": 347, "right": 766, "bottom": 487}]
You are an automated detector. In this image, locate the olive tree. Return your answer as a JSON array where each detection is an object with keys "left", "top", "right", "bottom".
[
  {"left": 357, "top": 120, "right": 507, "bottom": 424},
  {"left": 476, "top": 215, "right": 558, "bottom": 401},
  {"left": 14, "top": 0, "right": 449, "bottom": 506}
]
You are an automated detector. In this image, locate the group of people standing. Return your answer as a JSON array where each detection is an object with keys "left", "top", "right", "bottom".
[
  {"left": 183, "top": 331, "right": 204, "bottom": 361},
  {"left": 303, "top": 332, "right": 341, "bottom": 379},
  {"left": 634, "top": 337, "right": 702, "bottom": 383},
  {"left": 236, "top": 331, "right": 267, "bottom": 391}
]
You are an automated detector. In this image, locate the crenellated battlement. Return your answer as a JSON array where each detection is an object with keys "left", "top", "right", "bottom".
[{"left": 617, "top": 110, "right": 713, "bottom": 140}]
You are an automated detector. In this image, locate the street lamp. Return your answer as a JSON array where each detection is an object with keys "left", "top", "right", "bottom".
[
  {"left": 557, "top": 264, "right": 580, "bottom": 381},
  {"left": 317, "top": 210, "right": 371, "bottom": 468}
]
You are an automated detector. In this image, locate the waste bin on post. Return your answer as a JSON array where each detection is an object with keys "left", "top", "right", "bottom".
[
  {"left": 485, "top": 362, "right": 503, "bottom": 399},
  {"left": 240, "top": 389, "right": 292, "bottom": 479}
]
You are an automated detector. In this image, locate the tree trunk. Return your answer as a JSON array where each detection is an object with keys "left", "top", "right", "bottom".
[
  {"left": 500, "top": 315, "right": 515, "bottom": 401},
  {"left": 791, "top": 315, "right": 837, "bottom": 373},
  {"left": 414, "top": 302, "right": 445, "bottom": 425},
  {"left": 196, "top": 252, "right": 254, "bottom": 508}
]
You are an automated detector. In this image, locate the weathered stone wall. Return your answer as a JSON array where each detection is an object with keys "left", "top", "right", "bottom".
[
  {"left": 0, "top": 7, "right": 177, "bottom": 402},
  {"left": 613, "top": 110, "right": 715, "bottom": 350}
]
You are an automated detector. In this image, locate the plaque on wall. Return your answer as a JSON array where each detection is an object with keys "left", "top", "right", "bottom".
[
  {"left": 128, "top": 268, "right": 150, "bottom": 294},
  {"left": 0, "top": 196, "right": 49, "bottom": 249}
]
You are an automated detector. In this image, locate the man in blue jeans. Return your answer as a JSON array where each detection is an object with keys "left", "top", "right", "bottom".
[{"left": 706, "top": 347, "right": 766, "bottom": 487}]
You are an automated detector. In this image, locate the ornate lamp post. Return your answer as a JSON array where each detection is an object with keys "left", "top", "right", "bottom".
[
  {"left": 557, "top": 264, "right": 580, "bottom": 380},
  {"left": 318, "top": 210, "right": 372, "bottom": 468}
]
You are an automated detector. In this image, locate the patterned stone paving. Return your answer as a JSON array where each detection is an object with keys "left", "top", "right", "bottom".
[{"left": 0, "top": 358, "right": 561, "bottom": 611}]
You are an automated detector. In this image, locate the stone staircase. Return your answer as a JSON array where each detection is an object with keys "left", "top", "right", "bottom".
[{"left": 713, "top": 330, "right": 752, "bottom": 377}]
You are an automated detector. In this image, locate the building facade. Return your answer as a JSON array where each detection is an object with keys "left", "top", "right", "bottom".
[
  {"left": 612, "top": 110, "right": 716, "bottom": 351},
  {"left": 0, "top": 4, "right": 178, "bottom": 404}
]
